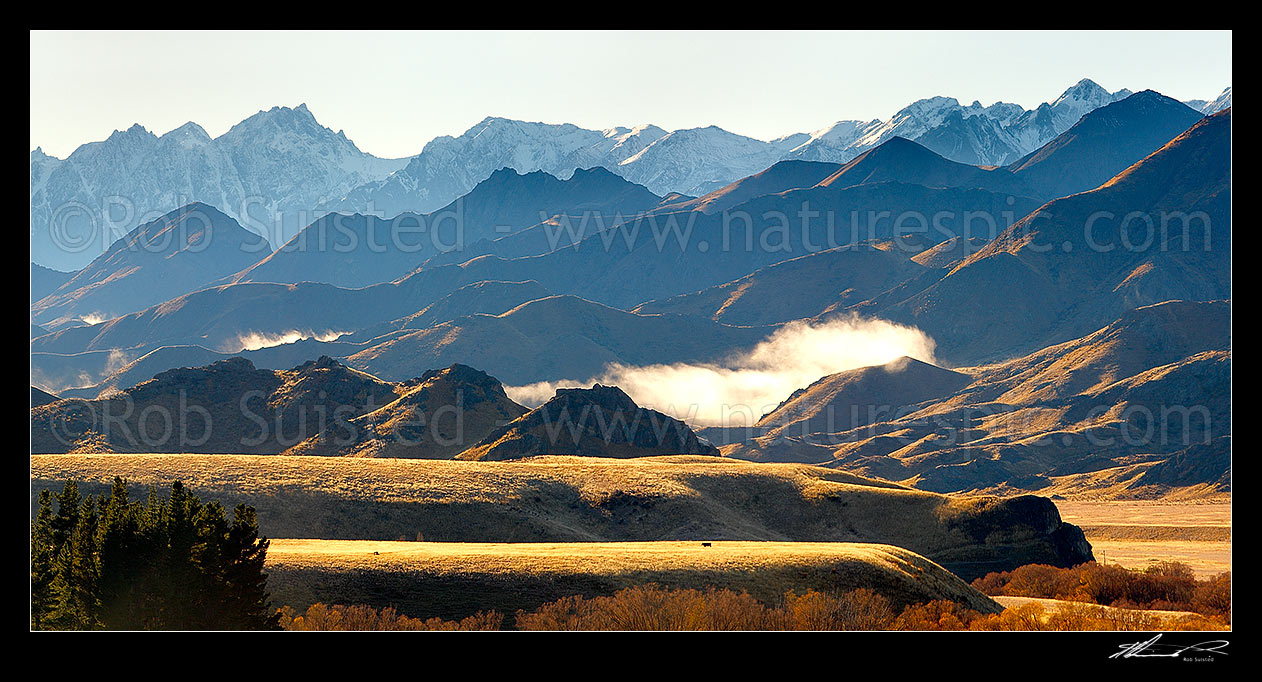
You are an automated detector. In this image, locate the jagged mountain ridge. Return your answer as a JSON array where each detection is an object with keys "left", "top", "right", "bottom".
[
  {"left": 30, "top": 105, "right": 408, "bottom": 270},
  {"left": 329, "top": 80, "right": 1147, "bottom": 216},
  {"left": 31, "top": 79, "right": 1178, "bottom": 272},
  {"left": 1007, "top": 91, "right": 1206, "bottom": 200},
  {"left": 30, "top": 356, "right": 401, "bottom": 454},
  {"left": 32, "top": 357, "right": 716, "bottom": 463},
  {"left": 457, "top": 383, "right": 718, "bottom": 461}
]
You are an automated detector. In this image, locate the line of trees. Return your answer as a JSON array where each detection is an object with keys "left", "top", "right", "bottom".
[
  {"left": 971, "top": 561, "right": 1231, "bottom": 619},
  {"left": 31, "top": 478, "right": 279, "bottom": 630},
  {"left": 275, "top": 584, "right": 1231, "bottom": 631}
]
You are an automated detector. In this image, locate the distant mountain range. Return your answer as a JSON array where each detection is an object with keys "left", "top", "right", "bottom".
[
  {"left": 339, "top": 79, "right": 1138, "bottom": 216},
  {"left": 30, "top": 104, "right": 408, "bottom": 270},
  {"left": 30, "top": 81, "right": 1232, "bottom": 500},
  {"left": 30, "top": 263, "right": 73, "bottom": 304},
  {"left": 1185, "top": 87, "right": 1232, "bottom": 115},
  {"left": 32, "top": 79, "right": 1228, "bottom": 271},
  {"left": 32, "top": 94, "right": 1226, "bottom": 384},
  {"left": 881, "top": 108, "right": 1231, "bottom": 364}
]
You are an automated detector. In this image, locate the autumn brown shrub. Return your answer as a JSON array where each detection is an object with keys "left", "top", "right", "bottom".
[
  {"left": 892, "top": 600, "right": 981, "bottom": 631},
  {"left": 971, "top": 561, "right": 1229, "bottom": 616},
  {"left": 278, "top": 603, "right": 502, "bottom": 631}
]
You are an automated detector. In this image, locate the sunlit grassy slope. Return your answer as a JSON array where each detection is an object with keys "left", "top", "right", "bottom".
[
  {"left": 265, "top": 539, "right": 1001, "bottom": 621},
  {"left": 31, "top": 454, "right": 1090, "bottom": 580}
]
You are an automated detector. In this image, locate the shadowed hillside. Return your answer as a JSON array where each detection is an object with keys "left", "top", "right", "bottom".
[
  {"left": 31, "top": 356, "right": 401, "bottom": 454},
  {"left": 32, "top": 180, "right": 1045, "bottom": 362},
  {"left": 231, "top": 167, "right": 663, "bottom": 288},
  {"left": 31, "top": 386, "right": 58, "bottom": 408},
  {"left": 1008, "top": 91, "right": 1206, "bottom": 200},
  {"left": 32, "top": 203, "right": 268, "bottom": 328},
  {"left": 817, "top": 137, "right": 1033, "bottom": 197},
  {"left": 882, "top": 109, "right": 1230, "bottom": 365},
  {"left": 340, "top": 280, "right": 552, "bottom": 344},
  {"left": 459, "top": 384, "right": 717, "bottom": 461},
  {"left": 755, "top": 356, "right": 972, "bottom": 439},
  {"left": 286, "top": 364, "right": 529, "bottom": 459},
  {"left": 632, "top": 242, "right": 927, "bottom": 326},
  {"left": 31, "top": 263, "right": 75, "bottom": 304},
  {"left": 345, "top": 295, "right": 772, "bottom": 384},
  {"left": 723, "top": 300, "right": 1231, "bottom": 499},
  {"left": 655, "top": 159, "right": 844, "bottom": 215}
]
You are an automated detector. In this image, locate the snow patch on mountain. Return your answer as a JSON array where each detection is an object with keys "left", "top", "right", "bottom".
[{"left": 30, "top": 105, "right": 408, "bottom": 270}]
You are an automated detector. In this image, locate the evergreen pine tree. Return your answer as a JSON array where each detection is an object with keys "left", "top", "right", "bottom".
[
  {"left": 31, "top": 490, "right": 56, "bottom": 628},
  {"left": 31, "top": 478, "right": 279, "bottom": 630},
  {"left": 50, "top": 495, "right": 100, "bottom": 629}
]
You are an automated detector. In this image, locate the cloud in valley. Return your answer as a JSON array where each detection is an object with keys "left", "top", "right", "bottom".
[
  {"left": 505, "top": 315, "right": 939, "bottom": 427},
  {"left": 229, "top": 329, "right": 348, "bottom": 352}
]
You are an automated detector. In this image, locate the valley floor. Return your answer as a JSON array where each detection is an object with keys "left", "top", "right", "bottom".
[{"left": 1056, "top": 501, "right": 1231, "bottom": 578}]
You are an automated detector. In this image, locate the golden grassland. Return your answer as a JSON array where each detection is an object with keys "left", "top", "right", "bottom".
[
  {"left": 31, "top": 453, "right": 1109, "bottom": 590},
  {"left": 991, "top": 595, "right": 1202, "bottom": 620},
  {"left": 30, "top": 454, "right": 1034, "bottom": 560},
  {"left": 30, "top": 453, "right": 906, "bottom": 507},
  {"left": 1056, "top": 500, "right": 1230, "bottom": 578},
  {"left": 264, "top": 539, "right": 1000, "bottom": 623},
  {"left": 31, "top": 454, "right": 1231, "bottom": 630}
]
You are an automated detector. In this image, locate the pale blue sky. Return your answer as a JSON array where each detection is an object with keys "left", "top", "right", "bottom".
[{"left": 31, "top": 30, "right": 1231, "bottom": 159}]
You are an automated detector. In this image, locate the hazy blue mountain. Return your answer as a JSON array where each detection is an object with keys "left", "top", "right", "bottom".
[
  {"left": 31, "top": 177, "right": 1045, "bottom": 359},
  {"left": 31, "top": 262, "right": 75, "bottom": 304},
  {"left": 1008, "top": 91, "right": 1205, "bottom": 199},
  {"left": 234, "top": 167, "right": 662, "bottom": 288},
  {"left": 30, "top": 105, "right": 407, "bottom": 270},
  {"left": 335, "top": 80, "right": 1133, "bottom": 217},
  {"left": 32, "top": 80, "right": 1138, "bottom": 272},
  {"left": 31, "top": 203, "right": 269, "bottom": 328},
  {"left": 816, "top": 137, "right": 1034, "bottom": 197},
  {"left": 345, "top": 294, "right": 772, "bottom": 385},
  {"left": 784, "top": 79, "right": 1131, "bottom": 166},
  {"left": 881, "top": 109, "right": 1231, "bottom": 364}
]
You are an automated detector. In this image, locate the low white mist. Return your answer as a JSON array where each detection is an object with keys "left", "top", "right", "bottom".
[
  {"left": 505, "top": 315, "right": 939, "bottom": 427},
  {"left": 229, "top": 329, "right": 348, "bottom": 352},
  {"left": 104, "top": 348, "right": 131, "bottom": 375}
]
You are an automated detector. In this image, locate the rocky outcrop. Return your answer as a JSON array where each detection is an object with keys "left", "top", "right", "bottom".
[
  {"left": 30, "top": 356, "right": 400, "bottom": 454},
  {"left": 286, "top": 363, "right": 528, "bottom": 459},
  {"left": 931, "top": 495, "right": 1094, "bottom": 578},
  {"left": 458, "top": 384, "right": 717, "bottom": 461}
]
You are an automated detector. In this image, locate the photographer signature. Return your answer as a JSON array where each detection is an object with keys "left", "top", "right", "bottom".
[{"left": 1111, "top": 634, "right": 1229, "bottom": 660}]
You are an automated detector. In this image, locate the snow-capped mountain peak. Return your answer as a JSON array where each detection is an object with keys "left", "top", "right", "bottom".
[
  {"left": 1048, "top": 79, "right": 1133, "bottom": 125},
  {"left": 1052, "top": 78, "right": 1109, "bottom": 107},
  {"left": 33, "top": 78, "right": 1172, "bottom": 270},
  {"left": 30, "top": 104, "right": 408, "bottom": 269},
  {"left": 1202, "top": 87, "right": 1232, "bottom": 114},
  {"left": 165, "top": 121, "right": 213, "bottom": 144}
]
